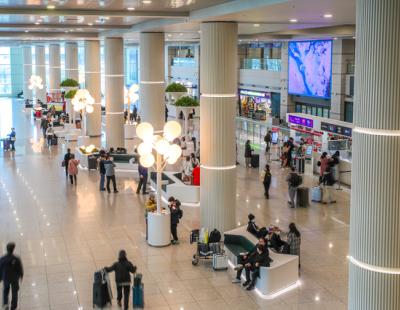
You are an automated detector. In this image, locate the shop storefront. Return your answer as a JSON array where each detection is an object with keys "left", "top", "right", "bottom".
[{"left": 238, "top": 89, "right": 271, "bottom": 121}]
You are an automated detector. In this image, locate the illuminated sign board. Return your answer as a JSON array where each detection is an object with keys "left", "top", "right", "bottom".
[
  {"left": 288, "top": 115, "right": 314, "bottom": 128},
  {"left": 321, "top": 122, "right": 352, "bottom": 137}
]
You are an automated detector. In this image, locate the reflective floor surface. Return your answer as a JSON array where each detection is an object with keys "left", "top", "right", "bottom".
[{"left": 0, "top": 98, "right": 350, "bottom": 309}]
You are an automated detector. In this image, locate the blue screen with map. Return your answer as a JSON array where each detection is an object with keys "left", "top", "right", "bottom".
[{"left": 288, "top": 40, "right": 332, "bottom": 99}]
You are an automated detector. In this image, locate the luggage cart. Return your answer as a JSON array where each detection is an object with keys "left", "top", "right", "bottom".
[{"left": 190, "top": 229, "right": 224, "bottom": 266}]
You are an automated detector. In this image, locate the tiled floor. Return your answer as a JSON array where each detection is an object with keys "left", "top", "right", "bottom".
[{"left": 0, "top": 98, "right": 350, "bottom": 309}]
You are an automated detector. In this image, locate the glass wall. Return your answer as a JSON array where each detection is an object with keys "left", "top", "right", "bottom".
[
  {"left": 125, "top": 46, "right": 139, "bottom": 87},
  {"left": 0, "top": 47, "right": 12, "bottom": 96}
]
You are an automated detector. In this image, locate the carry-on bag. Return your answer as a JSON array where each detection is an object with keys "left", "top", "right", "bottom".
[
  {"left": 311, "top": 186, "right": 322, "bottom": 202},
  {"left": 296, "top": 187, "right": 309, "bottom": 208},
  {"left": 93, "top": 270, "right": 112, "bottom": 308},
  {"left": 88, "top": 156, "right": 98, "bottom": 170},
  {"left": 134, "top": 273, "right": 142, "bottom": 288},
  {"left": 251, "top": 154, "right": 260, "bottom": 168},
  {"left": 212, "top": 253, "right": 228, "bottom": 270},
  {"left": 132, "top": 284, "right": 144, "bottom": 308},
  {"left": 51, "top": 136, "right": 58, "bottom": 146}
]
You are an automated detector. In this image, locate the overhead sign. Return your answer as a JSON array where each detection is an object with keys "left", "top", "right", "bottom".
[
  {"left": 321, "top": 122, "right": 352, "bottom": 137},
  {"left": 288, "top": 115, "right": 314, "bottom": 128}
]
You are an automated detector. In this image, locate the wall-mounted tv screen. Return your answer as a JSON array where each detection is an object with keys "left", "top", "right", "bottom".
[{"left": 288, "top": 40, "right": 332, "bottom": 99}]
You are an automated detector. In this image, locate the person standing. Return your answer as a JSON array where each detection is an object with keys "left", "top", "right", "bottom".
[
  {"left": 136, "top": 163, "right": 148, "bottom": 195},
  {"left": 286, "top": 223, "right": 301, "bottom": 267},
  {"left": 40, "top": 116, "right": 49, "bottom": 138},
  {"left": 264, "top": 131, "right": 272, "bottom": 153},
  {"left": 98, "top": 151, "right": 106, "bottom": 191},
  {"left": 104, "top": 155, "right": 118, "bottom": 193},
  {"left": 330, "top": 151, "right": 340, "bottom": 185},
  {"left": 286, "top": 137, "right": 295, "bottom": 168},
  {"left": 132, "top": 105, "right": 137, "bottom": 122},
  {"left": 169, "top": 200, "right": 183, "bottom": 244},
  {"left": 67, "top": 154, "right": 80, "bottom": 185},
  {"left": 104, "top": 250, "right": 136, "bottom": 310},
  {"left": 262, "top": 164, "right": 272, "bottom": 199},
  {"left": 8, "top": 128, "right": 16, "bottom": 151},
  {"left": 0, "top": 242, "right": 24, "bottom": 310},
  {"left": 244, "top": 140, "right": 253, "bottom": 168},
  {"left": 286, "top": 167, "right": 302, "bottom": 208},
  {"left": 63, "top": 149, "right": 72, "bottom": 178},
  {"left": 318, "top": 152, "right": 330, "bottom": 183},
  {"left": 192, "top": 163, "right": 200, "bottom": 186},
  {"left": 322, "top": 165, "right": 337, "bottom": 204}
]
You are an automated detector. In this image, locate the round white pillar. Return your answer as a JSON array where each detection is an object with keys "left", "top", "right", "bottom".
[
  {"left": 349, "top": 0, "right": 400, "bottom": 309},
  {"left": 49, "top": 44, "right": 61, "bottom": 93},
  {"left": 23, "top": 46, "right": 33, "bottom": 101},
  {"left": 105, "top": 37, "right": 124, "bottom": 148},
  {"left": 84, "top": 40, "right": 102, "bottom": 137},
  {"left": 200, "top": 22, "right": 238, "bottom": 233},
  {"left": 65, "top": 42, "right": 79, "bottom": 81},
  {"left": 35, "top": 45, "right": 47, "bottom": 104},
  {"left": 139, "top": 32, "right": 165, "bottom": 131}
]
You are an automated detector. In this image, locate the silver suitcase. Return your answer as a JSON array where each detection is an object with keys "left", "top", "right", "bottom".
[{"left": 212, "top": 253, "right": 228, "bottom": 270}]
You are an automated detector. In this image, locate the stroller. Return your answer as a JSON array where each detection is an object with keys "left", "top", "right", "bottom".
[{"left": 190, "top": 229, "right": 224, "bottom": 266}]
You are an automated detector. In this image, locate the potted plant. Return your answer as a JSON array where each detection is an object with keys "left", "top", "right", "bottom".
[
  {"left": 174, "top": 96, "right": 199, "bottom": 107},
  {"left": 165, "top": 82, "right": 188, "bottom": 101},
  {"left": 170, "top": 96, "right": 199, "bottom": 139},
  {"left": 60, "top": 79, "right": 79, "bottom": 88}
]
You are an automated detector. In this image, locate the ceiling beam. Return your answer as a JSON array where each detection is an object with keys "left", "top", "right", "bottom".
[
  {"left": 0, "top": 7, "right": 189, "bottom": 18},
  {"left": 0, "top": 32, "right": 98, "bottom": 38},
  {"left": 0, "top": 23, "right": 131, "bottom": 30}
]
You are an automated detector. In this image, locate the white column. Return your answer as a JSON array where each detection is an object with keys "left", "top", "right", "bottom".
[
  {"left": 200, "top": 22, "right": 238, "bottom": 233},
  {"left": 349, "top": 0, "right": 400, "bottom": 309},
  {"left": 280, "top": 42, "right": 295, "bottom": 119},
  {"left": 105, "top": 37, "right": 124, "bottom": 148},
  {"left": 139, "top": 32, "right": 165, "bottom": 131},
  {"left": 23, "top": 46, "right": 33, "bottom": 101},
  {"left": 49, "top": 43, "right": 61, "bottom": 93},
  {"left": 85, "top": 40, "right": 102, "bottom": 137},
  {"left": 35, "top": 45, "right": 47, "bottom": 104},
  {"left": 65, "top": 42, "right": 79, "bottom": 81}
]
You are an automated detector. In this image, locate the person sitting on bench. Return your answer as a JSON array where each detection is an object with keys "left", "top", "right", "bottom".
[
  {"left": 243, "top": 244, "right": 271, "bottom": 291},
  {"left": 247, "top": 214, "right": 267, "bottom": 238}
]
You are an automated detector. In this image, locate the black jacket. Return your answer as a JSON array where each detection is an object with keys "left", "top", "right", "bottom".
[
  {"left": 0, "top": 254, "right": 24, "bottom": 283},
  {"left": 105, "top": 259, "right": 136, "bottom": 284},
  {"left": 99, "top": 159, "right": 106, "bottom": 175},
  {"left": 170, "top": 207, "right": 182, "bottom": 225},
  {"left": 249, "top": 249, "right": 271, "bottom": 267},
  {"left": 64, "top": 153, "right": 72, "bottom": 166},
  {"left": 245, "top": 144, "right": 253, "bottom": 158},
  {"left": 247, "top": 221, "right": 259, "bottom": 236},
  {"left": 322, "top": 168, "right": 336, "bottom": 186},
  {"left": 269, "top": 233, "right": 286, "bottom": 251}
]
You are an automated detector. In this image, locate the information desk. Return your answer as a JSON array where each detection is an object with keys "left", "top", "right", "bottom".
[
  {"left": 150, "top": 171, "right": 200, "bottom": 204},
  {"left": 224, "top": 226, "right": 299, "bottom": 299}
]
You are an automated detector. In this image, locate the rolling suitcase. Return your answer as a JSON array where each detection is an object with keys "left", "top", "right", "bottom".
[
  {"left": 296, "top": 187, "right": 309, "bottom": 208},
  {"left": 212, "top": 253, "right": 228, "bottom": 270},
  {"left": 132, "top": 284, "right": 144, "bottom": 308},
  {"left": 311, "top": 186, "right": 322, "bottom": 202},
  {"left": 51, "top": 136, "right": 58, "bottom": 146},
  {"left": 251, "top": 154, "right": 259, "bottom": 168},
  {"left": 88, "top": 156, "right": 98, "bottom": 170},
  {"left": 93, "top": 270, "right": 112, "bottom": 308}
]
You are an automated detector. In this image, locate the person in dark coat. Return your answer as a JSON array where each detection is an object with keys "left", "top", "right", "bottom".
[
  {"left": 98, "top": 150, "right": 106, "bottom": 191},
  {"left": 0, "top": 242, "right": 24, "bottom": 310},
  {"left": 169, "top": 199, "right": 183, "bottom": 244},
  {"left": 105, "top": 250, "right": 136, "bottom": 310},
  {"left": 136, "top": 163, "right": 148, "bottom": 195},
  {"left": 244, "top": 140, "right": 253, "bottom": 168},
  {"left": 63, "top": 148, "right": 72, "bottom": 178},
  {"left": 243, "top": 244, "right": 271, "bottom": 290},
  {"left": 262, "top": 164, "right": 272, "bottom": 199}
]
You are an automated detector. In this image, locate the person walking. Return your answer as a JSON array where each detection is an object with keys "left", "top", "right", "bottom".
[
  {"left": 264, "top": 131, "right": 272, "bottom": 153},
  {"left": 286, "top": 167, "right": 302, "bottom": 208},
  {"left": 169, "top": 199, "right": 183, "bottom": 244},
  {"left": 261, "top": 164, "right": 272, "bottom": 199},
  {"left": 322, "top": 165, "right": 337, "bottom": 204},
  {"left": 244, "top": 140, "right": 253, "bottom": 168},
  {"left": 0, "top": 242, "right": 24, "bottom": 310},
  {"left": 67, "top": 154, "right": 80, "bottom": 185},
  {"left": 63, "top": 148, "right": 72, "bottom": 178},
  {"left": 7, "top": 128, "right": 16, "bottom": 151},
  {"left": 40, "top": 116, "right": 49, "bottom": 138},
  {"left": 98, "top": 151, "right": 106, "bottom": 191},
  {"left": 286, "top": 223, "right": 301, "bottom": 267},
  {"left": 104, "top": 155, "right": 118, "bottom": 193},
  {"left": 104, "top": 250, "right": 136, "bottom": 310},
  {"left": 136, "top": 163, "right": 148, "bottom": 195}
]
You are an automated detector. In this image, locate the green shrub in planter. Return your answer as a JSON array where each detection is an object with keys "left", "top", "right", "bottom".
[
  {"left": 65, "top": 89, "right": 77, "bottom": 99},
  {"left": 175, "top": 96, "right": 199, "bottom": 107},
  {"left": 60, "top": 78, "right": 79, "bottom": 87},
  {"left": 165, "top": 82, "right": 187, "bottom": 93}
]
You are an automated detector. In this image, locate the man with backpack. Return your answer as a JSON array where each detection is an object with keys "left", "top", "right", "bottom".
[{"left": 286, "top": 167, "right": 302, "bottom": 208}]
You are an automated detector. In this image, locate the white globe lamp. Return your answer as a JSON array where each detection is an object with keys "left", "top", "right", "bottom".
[
  {"left": 140, "top": 153, "right": 155, "bottom": 168},
  {"left": 136, "top": 122, "right": 154, "bottom": 142},
  {"left": 137, "top": 142, "right": 152, "bottom": 156},
  {"left": 163, "top": 121, "right": 182, "bottom": 142},
  {"left": 155, "top": 139, "right": 170, "bottom": 155}
]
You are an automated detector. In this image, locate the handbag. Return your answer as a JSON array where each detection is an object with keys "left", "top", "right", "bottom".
[{"left": 61, "top": 160, "right": 65, "bottom": 167}]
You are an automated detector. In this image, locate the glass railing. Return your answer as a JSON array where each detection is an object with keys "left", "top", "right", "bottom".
[
  {"left": 172, "top": 57, "right": 196, "bottom": 67},
  {"left": 241, "top": 58, "right": 281, "bottom": 71},
  {"left": 347, "top": 63, "right": 355, "bottom": 74}
]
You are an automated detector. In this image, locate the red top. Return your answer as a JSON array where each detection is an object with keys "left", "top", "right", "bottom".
[{"left": 192, "top": 166, "right": 200, "bottom": 186}]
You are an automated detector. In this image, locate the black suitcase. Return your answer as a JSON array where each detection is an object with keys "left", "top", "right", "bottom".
[
  {"left": 93, "top": 271, "right": 111, "bottom": 308},
  {"left": 251, "top": 154, "right": 259, "bottom": 168},
  {"left": 88, "top": 156, "right": 98, "bottom": 170},
  {"left": 296, "top": 187, "right": 309, "bottom": 208},
  {"left": 51, "top": 136, "right": 58, "bottom": 146}
]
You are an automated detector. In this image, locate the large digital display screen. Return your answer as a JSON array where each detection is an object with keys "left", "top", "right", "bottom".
[{"left": 288, "top": 40, "right": 332, "bottom": 99}]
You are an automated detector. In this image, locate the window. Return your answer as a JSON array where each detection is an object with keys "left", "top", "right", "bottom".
[
  {"left": 0, "top": 47, "right": 11, "bottom": 95},
  {"left": 125, "top": 46, "right": 139, "bottom": 86}
]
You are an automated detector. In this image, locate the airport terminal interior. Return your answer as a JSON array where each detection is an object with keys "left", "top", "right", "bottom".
[{"left": 0, "top": 0, "right": 398, "bottom": 309}]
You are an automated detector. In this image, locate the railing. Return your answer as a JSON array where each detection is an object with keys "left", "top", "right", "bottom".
[
  {"left": 241, "top": 58, "right": 281, "bottom": 71},
  {"left": 172, "top": 57, "right": 196, "bottom": 67}
]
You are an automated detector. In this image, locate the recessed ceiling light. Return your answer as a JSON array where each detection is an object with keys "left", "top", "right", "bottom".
[
  {"left": 35, "top": 22, "right": 40, "bottom": 25},
  {"left": 289, "top": 19, "right": 298, "bottom": 23},
  {"left": 127, "top": 7, "right": 135, "bottom": 11},
  {"left": 323, "top": 14, "right": 333, "bottom": 18},
  {"left": 179, "top": 33, "right": 183, "bottom": 36},
  {"left": 253, "top": 23, "right": 260, "bottom": 27},
  {"left": 333, "top": 37, "right": 338, "bottom": 40},
  {"left": 167, "top": 34, "right": 172, "bottom": 37},
  {"left": 88, "top": 23, "right": 93, "bottom": 26},
  {"left": 104, "top": 16, "right": 110, "bottom": 20},
  {"left": 65, "top": 30, "right": 68, "bottom": 33},
  {"left": 47, "top": 5, "right": 56, "bottom": 9},
  {"left": 25, "top": 30, "right": 29, "bottom": 33},
  {"left": 352, "top": 36, "right": 356, "bottom": 39},
  {"left": 142, "top": 0, "right": 152, "bottom": 4}
]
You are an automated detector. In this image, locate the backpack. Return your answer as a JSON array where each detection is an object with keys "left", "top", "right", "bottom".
[
  {"left": 178, "top": 208, "right": 183, "bottom": 219},
  {"left": 209, "top": 229, "right": 221, "bottom": 243},
  {"left": 290, "top": 173, "right": 302, "bottom": 187}
]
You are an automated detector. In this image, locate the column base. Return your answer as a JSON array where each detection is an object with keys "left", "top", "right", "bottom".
[{"left": 147, "top": 211, "right": 171, "bottom": 247}]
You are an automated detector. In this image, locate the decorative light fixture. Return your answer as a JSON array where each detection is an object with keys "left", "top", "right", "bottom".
[
  {"left": 71, "top": 89, "right": 95, "bottom": 135},
  {"left": 28, "top": 75, "right": 44, "bottom": 90},
  {"left": 136, "top": 121, "right": 182, "bottom": 213}
]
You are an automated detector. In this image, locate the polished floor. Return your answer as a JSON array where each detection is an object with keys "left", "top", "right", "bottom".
[{"left": 0, "top": 99, "right": 350, "bottom": 309}]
